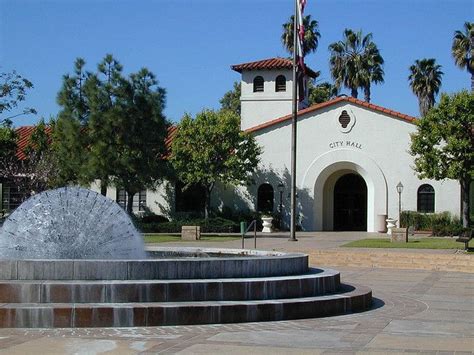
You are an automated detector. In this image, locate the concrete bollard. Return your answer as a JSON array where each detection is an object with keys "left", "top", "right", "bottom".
[
  {"left": 391, "top": 228, "right": 408, "bottom": 243},
  {"left": 181, "top": 226, "right": 201, "bottom": 240}
]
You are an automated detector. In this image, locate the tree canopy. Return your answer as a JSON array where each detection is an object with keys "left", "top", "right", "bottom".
[
  {"left": 0, "top": 120, "right": 57, "bottom": 202},
  {"left": 53, "top": 55, "right": 169, "bottom": 213},
  {"left": 170, "top": 109, "right": 261, "bottom": 219},
  {"left": 0, "top": 71, "right": 36, "bottom": 123},
  {"left": 451, "top": 22, "right": 474, "bottom": 91},
  {"left": 410, "top": 90, "right": 473, "bottom": 227},
  {"left": 281, "top": 14, "right": 321, "bottom": 56},
  {"left": 328, "top": 29, "right": 384, "bottom": 101},
  {"left": 219, "top": 81, "right": 241, "bottom": 116},
  {"left": 107, "top": 68, "right": 169, "bottom": 213},
  {"left": 0, "top": 72, "right": 51, "bottom": 205},
  {"left": 308, "top": 81, "right": 337, "bottom": 105},
  {"left": 408, "top": 58, "right": 444, "bottom": 117}
]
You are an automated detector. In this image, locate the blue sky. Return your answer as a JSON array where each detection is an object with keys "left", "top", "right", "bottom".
[{"left": 1, "top": 0, "right": 472, "bottom": 127}]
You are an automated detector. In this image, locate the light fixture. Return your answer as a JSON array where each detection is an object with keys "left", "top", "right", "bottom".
[
  {"left": 277, "top": 183, "right": 284, "bottom": 192},
  {"left": 396, "top": 182, "right": 404, "bottom": 228},
  {"left": 396, "top": 182, "right": 404, "bottom": 194}
]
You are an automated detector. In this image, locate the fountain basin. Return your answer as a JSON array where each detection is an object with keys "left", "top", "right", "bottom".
[
  {"left": 0, "top": 247, "right": 308, "bottom": 280},
  {"left": 0, "top": 247, "right": 373, "bottom": 328},
  {"left": 0, "top": 188, "right": 373, "bottom": 327}
]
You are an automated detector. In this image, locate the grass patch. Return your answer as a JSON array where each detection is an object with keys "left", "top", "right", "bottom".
[
  {"left": 143, "top": 234, "right": 239, "bottom": 244},
  {"left": 341, "top": 237, "right": 472, "bottom": 250}
]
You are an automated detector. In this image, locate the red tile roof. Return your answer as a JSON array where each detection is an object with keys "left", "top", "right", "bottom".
[
  {"left": 245, "top": 96, "right": 417, "bottom": 133},
  {"left": 15, "top": 126, "right": 52, "bottom": 160},
  {"left": 165, "top": 125, "right": 178, "bottom": 149},
  {"left": 231, "top": 57, "right": 319, "bottom": 79},
  {"left": 15, "top": 98, "right": 416, "bottom": 158},
  {"left": 15, "top": 125, "right": 177, "bottom": 160}
]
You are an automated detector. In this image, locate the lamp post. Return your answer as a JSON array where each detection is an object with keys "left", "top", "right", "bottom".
[
  {"left": 396, "top": 182, "right": 404, "bottom": 227},
  {"left": 277, "top": 183, "right": 284, "bottom": 230}
]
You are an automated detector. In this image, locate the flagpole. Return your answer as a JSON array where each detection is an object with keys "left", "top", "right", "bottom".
[{"left": 289, "top": 0, "right": 298, "bottom": 242}]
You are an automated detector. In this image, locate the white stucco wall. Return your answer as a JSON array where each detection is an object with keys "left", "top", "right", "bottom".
[
  {"left": 237, "top": 100, "right": 460, "bottom": 232},
  {"left": 90, "top": 180, "right": 173, "bottom": 218},
  {"left": 90, "top": 98, "right": 460, "bottom": 231},
  {"left": 240, "top": 69, "right": 293, "bottom": 130}
]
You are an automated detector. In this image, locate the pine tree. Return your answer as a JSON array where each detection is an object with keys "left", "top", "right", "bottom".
[{"left": 108, "top": 68, "right": 169, "bottom": 214}]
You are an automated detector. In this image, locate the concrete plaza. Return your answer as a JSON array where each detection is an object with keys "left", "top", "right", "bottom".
[{"left": 0, "top": 232, "right": 472, "bottom": 354}]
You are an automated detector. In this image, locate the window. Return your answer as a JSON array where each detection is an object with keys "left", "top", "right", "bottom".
[
  {"left": 253, "top": 76, "right": 264, "bottom": 92},
  {"left": 116, "top": 190, "right": 147, "bottom": 212},
  {"left": 175, "top": 181, "right": 205, "bottom": 214},
  {"left": 1, "top": 180, "right": 27, "bottom": 212},
  {"left": 275, "top": 75, "right": 286, "bottom": 92},
  {"left": 417, "top": 184, "right": 434, "bottom": 213},
  {"left": 257, "top": 183, "right": 274, "bottom": 212}
]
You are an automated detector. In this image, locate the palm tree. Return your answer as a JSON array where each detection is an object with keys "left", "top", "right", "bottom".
[
  {"left": 451, "top": 22, "right": 474, "bottom": 91},
  {"left": 328, "top": 29, "right": 384, "bottom": 101},
  {"left": 408, "top": 58, "right": 443, "bottom": 116},
  {"left": 360, "top": 42, "right": 385, "bottom": 102},
  {"left": 281, "top": 14, "right": 321, "bottom": 56}
]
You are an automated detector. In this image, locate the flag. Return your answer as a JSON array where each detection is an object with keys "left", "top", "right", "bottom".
[{"left": 296, "top": 0, "right": 307, "bottom": 102}]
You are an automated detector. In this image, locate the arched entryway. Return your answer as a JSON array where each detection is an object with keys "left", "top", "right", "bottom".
[
  {"left": 333, "top": 173, "right": 367, "bottom": 231},
  {"left": 302, "top": 149, "right": 388, "bottom": 232}
]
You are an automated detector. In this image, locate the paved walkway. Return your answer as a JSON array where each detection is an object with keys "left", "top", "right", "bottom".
[
  {"left": 0, "top": 232, "right": 472, "bottom": 354},
  {"left": 165, "top": 232, "right": 474, "bottom": 272},
  {"left": 168, "top": 231, "right": 465, "bottom": 252}
]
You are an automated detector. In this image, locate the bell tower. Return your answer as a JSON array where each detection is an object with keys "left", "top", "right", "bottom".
[{"left": 231, "top": 58, "right": 317, "bottom": 131}]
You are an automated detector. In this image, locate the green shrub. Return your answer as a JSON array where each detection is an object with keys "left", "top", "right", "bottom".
[
  {"left": 140, "top": 214, "right": 169, "bottom": 224},
  {"left": 135, "top": 217, "right": 238, "bottom": 233},
  {"left": 401, "top": 210, "right": 463, "bottom": 236},
  {"left": 432, "top": 222, "right": 465, "bottom": 237},
  {"left": 400, "top": 211, "right": 432, "bottom": 230}
]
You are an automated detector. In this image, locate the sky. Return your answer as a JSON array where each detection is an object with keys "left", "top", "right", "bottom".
[{"left": 1, "top": 0, "right": 472, "bottom": 127}]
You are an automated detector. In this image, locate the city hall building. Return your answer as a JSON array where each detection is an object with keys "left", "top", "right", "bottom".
[
  {"left": 222, "top": 58, "right": 460, "bottom": 232},
  {"left": 2, "top": 58, "right": 462, "bottom": 232}
]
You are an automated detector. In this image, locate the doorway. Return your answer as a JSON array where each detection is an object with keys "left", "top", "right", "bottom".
[{"left": 333, "top": 173, "right": 367, "bottom": 231}]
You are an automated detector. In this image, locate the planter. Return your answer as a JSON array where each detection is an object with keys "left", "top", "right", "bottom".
[
  {"left": 261, "top": 217, "right": 273, "bottom": 233},
  {"left": 386, "top": 218, "right": 397, "bottom": 235}
]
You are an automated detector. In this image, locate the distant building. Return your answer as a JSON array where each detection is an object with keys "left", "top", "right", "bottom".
[{"left": 2, "top": 58, "right": 463, "bottom": 231}]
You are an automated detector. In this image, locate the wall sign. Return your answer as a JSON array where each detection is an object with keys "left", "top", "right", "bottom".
[{"left": 329, "top": 140, "right": 362, "bottom": 149}]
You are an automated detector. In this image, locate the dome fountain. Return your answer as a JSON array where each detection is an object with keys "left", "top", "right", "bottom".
[{"left": 0, "top": 187, "right": 372, "bottom": 328}]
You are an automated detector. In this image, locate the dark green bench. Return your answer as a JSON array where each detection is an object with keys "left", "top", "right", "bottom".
[{"left": 456, "top": 229, "right": 473, "bottom": 250}]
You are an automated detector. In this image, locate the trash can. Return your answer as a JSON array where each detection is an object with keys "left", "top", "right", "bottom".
[
  {"left": 240, "top": 221, "right": 247, "bottom": 236},
  {"left": 377, "top": 214, "right": 387, "bottom": 233}
]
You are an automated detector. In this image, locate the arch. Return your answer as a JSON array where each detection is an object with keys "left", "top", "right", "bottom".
[
  {"left": 275, "top": 75, "right": 286, "bottom": 92},
  {"left": 257, "top": 183, "right": 274, "bottom": 212},
  {"left": 417, "top": 184, "right": 435, "bottom": 213},
  {"left": 253, "top": 76, "right": 264, "bottom": 92},
  {"left": 300, "top": 149, "right": 388, "bottom": 232}
]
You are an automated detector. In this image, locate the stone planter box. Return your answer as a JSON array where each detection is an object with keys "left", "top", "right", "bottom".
[
  {"left": 181, "top": 226, "right": 200, "bottom": 240},
  {"left": 391, "top": 228, "right": 408, "bottom": 243}
]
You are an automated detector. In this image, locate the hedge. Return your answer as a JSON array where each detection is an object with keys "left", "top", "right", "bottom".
[
  {"left": 135, "top": 217, "right": 238, "bottom": 233},
  {"left": 400, "top": 211, "right": 464, "bottom": 236}
]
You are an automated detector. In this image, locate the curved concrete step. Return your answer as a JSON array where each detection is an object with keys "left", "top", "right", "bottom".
[
  {"left": 0, "top": 252, "right": 308, "bottom": 280},
  {"left": 0, "top": 268, "right": 340, "bottom": 303},
  {"left": 0, "top": 283, "right": 372, "bottom": 328}
]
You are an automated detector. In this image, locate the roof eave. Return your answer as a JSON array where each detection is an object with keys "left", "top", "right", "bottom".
[{"left": 245, "top": 96, "right": 417, "bottom": 134}]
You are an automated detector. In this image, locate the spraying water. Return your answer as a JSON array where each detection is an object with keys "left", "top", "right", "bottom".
[{"left": 0, "top": 187, "right": 147, "bottom": 259}]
